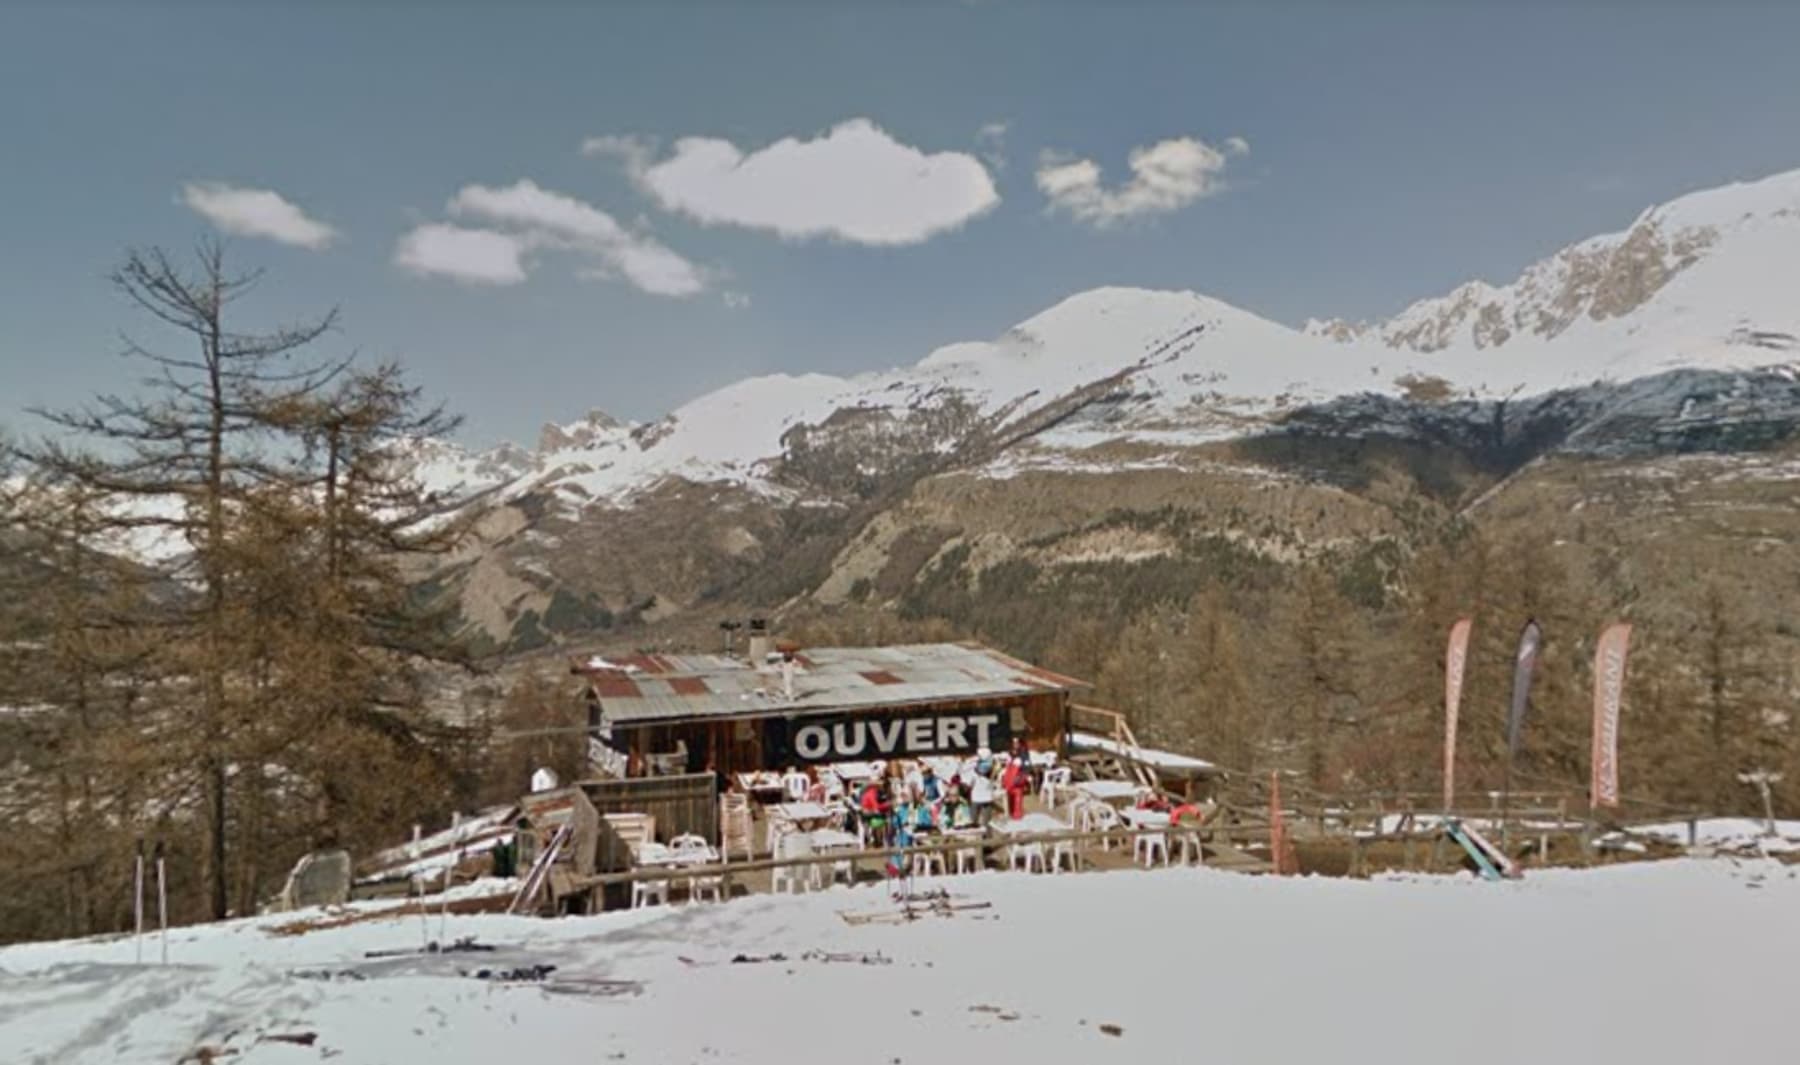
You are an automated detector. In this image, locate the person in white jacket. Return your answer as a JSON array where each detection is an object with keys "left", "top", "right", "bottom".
[{"left": 969, "top": 748, "right": 997, "bottom": 827}]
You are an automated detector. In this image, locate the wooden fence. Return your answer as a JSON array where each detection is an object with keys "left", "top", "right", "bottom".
[{"left": 569, "top": 823, "right": 1255, "bottom": 905}]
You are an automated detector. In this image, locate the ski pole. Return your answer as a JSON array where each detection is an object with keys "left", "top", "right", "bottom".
[
  {"left": 133, "top": 838, "right": 145, "bottom": 965},
  {"left": 154, "top": 841, "right": 168, "bottom": 966}
]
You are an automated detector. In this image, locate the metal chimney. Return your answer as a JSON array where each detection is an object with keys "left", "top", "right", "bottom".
[{"left": 746, "top": 617, "right": 771, "bottom": 663}]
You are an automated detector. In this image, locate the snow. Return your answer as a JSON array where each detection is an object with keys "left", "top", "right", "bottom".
[
  {"left": 3, "top": 860, "right": 1798, "bottom": 1065},
  {"left": 361, "top": 807, "right": 519, "bottom": 883},
  {"left": 1067, "top": 732, "right": 1217, "bottom": 773},
  {"left": 1321, "top": 166, "right": 1800, "bottom": 392},
  {"left": 1612, "top": 817, "right": 1800, "bottom": 855}
]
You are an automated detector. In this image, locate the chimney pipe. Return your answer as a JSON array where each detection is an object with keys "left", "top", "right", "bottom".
[{"left": 746, "top": 616, "right": 771, "bottom": 664}]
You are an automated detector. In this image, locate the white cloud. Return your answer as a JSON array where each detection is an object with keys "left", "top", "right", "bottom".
[
  {"left": 450, "top": 180, "right": 630, "bottom": 244},
  {"left": 180, "top": 182, "right": 339, "bottom": 249},
  {"left": 398, "top": 179, "right": 705, "bottom": 296},
  {"left": 1035, "top": 135, "right": 1246, "bottom": 227},
  {"left": 976, "top": 121, "right": 1009, "bottom": 170},
  {"left": 580, "top": 134, "right": 657, "bottom": 174},
  {"left": 723, "top": 291, "right": 751, "bottom": 310},
  {"left": 393, "top": 223, "right": 528, "bottom": 285},
  {"left": 599, "top": 118, "right": 999, "bottom": 246}
]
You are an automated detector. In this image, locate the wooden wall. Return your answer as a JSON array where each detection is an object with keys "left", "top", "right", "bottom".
[{"left": 581, "top": 773, "right": 719, "bottom": 870}]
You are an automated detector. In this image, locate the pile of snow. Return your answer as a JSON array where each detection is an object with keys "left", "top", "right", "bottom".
[{"left": 3, "top": 860, "right": 1796, "bottom": 1064}]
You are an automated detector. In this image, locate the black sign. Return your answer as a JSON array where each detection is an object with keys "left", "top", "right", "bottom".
[{"left": 763, "top": 708, "right": 1015, "bottom": 766}]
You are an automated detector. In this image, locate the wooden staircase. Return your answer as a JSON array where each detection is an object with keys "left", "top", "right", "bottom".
[{"left": 1070, "top": 703, "right": 1161, "bottom": 794}]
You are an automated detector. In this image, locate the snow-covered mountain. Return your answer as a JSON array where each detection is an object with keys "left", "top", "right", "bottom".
[
  {"left": 398, "top": 166, "right": 1800, "bottom": 655},
  {"left": 417, "top": 167, "right": 1800, "bottom": 519},
  {"left": 1307, "top": 168, "right": 1800, "bottom": 379}
]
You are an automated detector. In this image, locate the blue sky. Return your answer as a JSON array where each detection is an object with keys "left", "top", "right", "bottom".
[{"left": 5, "top": 1, "right": 1800, "bottom": 448}]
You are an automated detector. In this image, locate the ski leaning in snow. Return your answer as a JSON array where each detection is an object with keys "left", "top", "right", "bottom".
[{"left": 1444, "top": 819, "right": 1520, "bottom": 881}]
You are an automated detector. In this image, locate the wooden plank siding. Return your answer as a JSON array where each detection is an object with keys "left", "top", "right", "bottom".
[{"left": 581, "top": 773, "right": 720, "bottom": 872}]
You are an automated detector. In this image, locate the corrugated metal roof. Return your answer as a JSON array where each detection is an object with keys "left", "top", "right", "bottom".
[{"left": 572, "top": 642, "right": 1088, "bottom": 725}]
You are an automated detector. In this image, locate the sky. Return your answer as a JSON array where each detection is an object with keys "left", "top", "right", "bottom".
[{"left": 4, "top": 1, "right": 1800, "bottom": 450}]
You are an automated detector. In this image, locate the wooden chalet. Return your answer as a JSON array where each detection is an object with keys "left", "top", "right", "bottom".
[{"left": 571, "top": 641, "right": 1089, "bottom": 779}]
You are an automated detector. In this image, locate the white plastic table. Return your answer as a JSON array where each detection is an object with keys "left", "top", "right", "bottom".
[
  {"left": 1120, "top": 808, "right": 1171, "bottom": 830},
  {"left": 633, "top": 843, "right": 720, "bottom": 867},
  {"left": 809, "top": 828, "right": 861, "bottom": 851},
  {"left": 775, "top": 802, "right": 834, "bottom": 828},
  {"left": 827, "top": 762, "right": 880, "bottom": 785}
]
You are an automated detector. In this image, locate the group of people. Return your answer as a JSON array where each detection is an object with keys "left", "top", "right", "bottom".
[{"left": 840, "top": 738, "right": 1039, "bottom": 848}]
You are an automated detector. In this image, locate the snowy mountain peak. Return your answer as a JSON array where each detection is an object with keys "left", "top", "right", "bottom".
[
  {"left": 410, "top": 165, "right": 1800, "bottom": 517},
  {"left": 537, "top": 409, "right": 632, "bottom": 453},
  {"left": 1309, "top": 166, "right": 1800, "bottom": 361}
]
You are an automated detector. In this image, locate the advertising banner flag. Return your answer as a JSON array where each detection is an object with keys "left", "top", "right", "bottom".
[
  {"left": 1506, "top": 620, "right": 1543, "bottom": 758},
  {"left": 1590, "top": 622, "right": 1632, "bottom": 808},
  {"left": 1444, "top": 618, "right": 1473, "bottom": 811}
]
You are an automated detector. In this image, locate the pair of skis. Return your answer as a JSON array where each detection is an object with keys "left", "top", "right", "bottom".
[{"left": 133, "top": 839, "right": 168, "bottom": 965}]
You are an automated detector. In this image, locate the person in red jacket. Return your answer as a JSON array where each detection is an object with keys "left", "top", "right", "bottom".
[
  {"left": 1000, "top": 754, "right": 1028, "bottom": 820},
  {"left": 859, "top": 779, "right": 891, "bottom": 846}
]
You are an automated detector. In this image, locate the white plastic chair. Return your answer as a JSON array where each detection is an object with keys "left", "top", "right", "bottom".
[
  {"left": 912, "top": 846, "right": 947, "bottom": 877},
  {"left": 670, "top": 834, "right": 722, "bottom": 902},
  {"left": 764, "top": 811, "right": 795, "bottom": 856},
  {"left": 829, "top": 849, "right": 857, "bottom": 886},
  {"left": 1086, "top": 803, "right": 1122, "bottom": 851},
  {"left": 954, "top": 838, "right": 983, "bottom": 875},
  {"left": 1008, "top": 841, "right": 1046, "bottom": 873},
  {"left": 631, "top": 876, "right": 669, "bottom": 908},
  {"left": 772, "top": 832, "right": 818, "bottom": 894},
  {"left": 1050, "top": 837, "right": 1079, "bottom": 873},
  {"left": 719, "top": 794, "right": 754, "bottom": 862},
  {"left": 1134, "top": 831, "right": 1169, "bottom": 867},
  {"left": 1040, "top": 767, "right": 1073, "bottom": 808}
]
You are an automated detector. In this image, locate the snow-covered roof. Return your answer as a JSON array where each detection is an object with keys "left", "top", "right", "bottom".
[{"left": 1066, "top": 732, "right": 1217, "bottom": 777}]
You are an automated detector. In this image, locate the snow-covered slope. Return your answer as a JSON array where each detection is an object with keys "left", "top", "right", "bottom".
[
  {"left": 3, "top": 860, "right": 1795, "bottom": 1065},
  {"left": 414, "top": 167, "right": 1800, "bottom": 512},
  {"left": 1308, "top": 167, "right": 1800, "bottom": 389}
]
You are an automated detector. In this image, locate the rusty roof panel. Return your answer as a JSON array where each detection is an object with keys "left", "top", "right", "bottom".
[
  {"left": 860, "top": 670, "right": 904, "bottom": 685},
  {"left": 668, "top": 676, "right": 711, "bottom": 695},
  {"left": 590, "top": 674, "right": 643, "bottom": 699}
]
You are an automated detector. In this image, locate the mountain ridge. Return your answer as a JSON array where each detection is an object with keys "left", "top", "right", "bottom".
[
  {"left": 421, "top": 166, "right": 1800, "bottom": 518},
  {"left": 394, "top": 166, "right": 1800, "bottom": 657}
]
